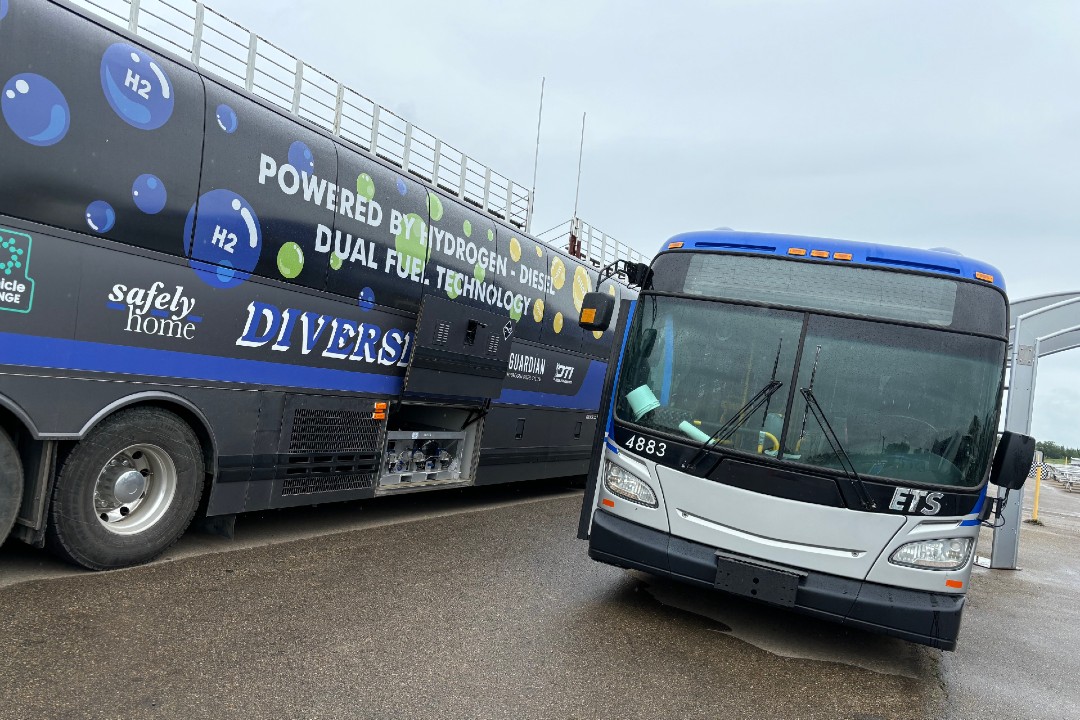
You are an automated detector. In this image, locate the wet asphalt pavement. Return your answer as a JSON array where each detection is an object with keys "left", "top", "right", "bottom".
[{"left": 1, "top": 477, "right": 1078, "bottom": 719}]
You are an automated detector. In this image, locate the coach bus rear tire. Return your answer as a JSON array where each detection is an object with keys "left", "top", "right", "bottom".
[
  {"left": 0, "top": 428, "right": 24, "bottom": 548},
  {"left": 46, "top": 408, "right": 204, "bottom": 570}
]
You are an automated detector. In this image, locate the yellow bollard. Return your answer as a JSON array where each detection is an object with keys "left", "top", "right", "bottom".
[{"left": 1032, "top": 465, "right": 1043, "bottom": 522}]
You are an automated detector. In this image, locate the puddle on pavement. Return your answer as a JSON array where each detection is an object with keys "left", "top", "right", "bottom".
[{"left": 630, "top": 571, "right": 927, "bottom": 678}]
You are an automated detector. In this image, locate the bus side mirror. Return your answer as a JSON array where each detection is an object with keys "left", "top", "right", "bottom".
[
  {"left": 578, "top": 291, "right": 615, "bottom": 331},
  {"left": 626, "top": 262, "right": 651, "bottom": 288},
  {"left": 990, "top": 431, "right": 1036, "bottom": 491}
]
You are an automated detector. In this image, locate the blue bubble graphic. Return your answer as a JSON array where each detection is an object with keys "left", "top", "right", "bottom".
[
  {"left": 396, "top": 178, "right": 407, "bottom": 196},
  {"left": 2, "top": 74, "right": 71, "bottom": 147},
  {"left": 86, "top": 201, "right": 116, "bottom": 234},
  {"left": 184, "top": 189, "right": 262, "bottom": 289},
  {"left": 132, "top": 173, "right": 167, "bottom": 214},
  {"left": 0, "top": 0, "right": 9, "bottom": 21},
  {"left": 100, "top": 43, "right": 175, "bottom": 130},
  {"left": 216, "top": 103, "right": 237, "bottom": 134},
  {"left": 288, "top": 140, "right": 314, "bottom": 175},
  {"left": 358, "top": 287, "right": 375, "bottom": 312}
]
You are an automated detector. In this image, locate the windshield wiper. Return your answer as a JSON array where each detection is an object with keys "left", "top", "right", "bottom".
[
  {"left": 799, "top": 387, "right": 877, "bottom": 510},
  {"left": 682, "top": 379, "right": 784, "bottom": 472}
]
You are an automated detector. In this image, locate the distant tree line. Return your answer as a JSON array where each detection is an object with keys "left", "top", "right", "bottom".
[{"left": 1036, "top": 440, "right": 1080, "bottom": 460}]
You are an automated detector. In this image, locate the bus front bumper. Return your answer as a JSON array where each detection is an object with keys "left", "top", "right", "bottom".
[{"left": 588, "top": 509, "right": 964, "bottom": 651}]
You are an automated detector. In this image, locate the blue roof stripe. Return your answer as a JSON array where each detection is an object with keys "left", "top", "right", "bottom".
[{"left": 660, "top": 230, "right": 1006, "bottom": 290}]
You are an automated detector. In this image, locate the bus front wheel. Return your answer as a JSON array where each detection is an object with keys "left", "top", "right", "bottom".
[{"left": 47, "top": 408, "right": 204, "bottom": 570}]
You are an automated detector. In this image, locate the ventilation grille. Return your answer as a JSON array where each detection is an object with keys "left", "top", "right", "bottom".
[
  {"left": 288, "top": 408, "right": 383, "bottom": 453},
  {"left": 280, "top": 453, "right": 379, "bottom": 497}
]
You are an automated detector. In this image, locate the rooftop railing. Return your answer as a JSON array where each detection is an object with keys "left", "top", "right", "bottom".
[{"left": 71, "top": 0, "right": 533, "bottom": 230}]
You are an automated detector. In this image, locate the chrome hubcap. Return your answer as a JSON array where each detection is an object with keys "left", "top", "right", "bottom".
[{"left": 94, "top": 444, "right": 177, "bottom": 535}]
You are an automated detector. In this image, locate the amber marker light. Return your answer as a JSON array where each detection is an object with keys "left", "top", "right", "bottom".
[
  {"left": 581, "top": 308, "right": 597, "bottom": 324},
  {"left": 374, "top": 402, "right": 388, "bottom": 411},
  {"left": 601, "top": 498, "right": 615, "bottom": 508},
  {"left": 788, "top": 248, "right": 807, "bottom": 256},
  {"left": 945, "top": 579, "right": 963, "bottom": 589},
  {"left": 810, "top": 250, "right": 829, "bottom": 258},
  {"left": 833, "top": 252, "right": 853, "bottom": 261},
  {"left": 373, "top": 412, "right": 386, "bottom": 420},
  {"left": 975, "top": 271, "right": 994, "bottom": 283},
  {"left": 667, "top": 241, "right": 684, "bottom": 249}
]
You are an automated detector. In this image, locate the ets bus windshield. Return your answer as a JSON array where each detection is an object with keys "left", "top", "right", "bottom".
[{"left": 614, "top": 255, "right": 1007, "bottom": 488}]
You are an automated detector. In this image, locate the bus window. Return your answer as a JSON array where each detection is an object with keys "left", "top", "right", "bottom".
[
  {"left": 0, "top": 3, "right": 202, "bottom": 256},
  {"left": 188, "top": 81, "right": 336, "bottom": 293},
  {"left": 782, "top": 315, "right": 1004, "bottom": 487},
  {"left": 325, "top": 147, "right": 429, "bottom": 313}
]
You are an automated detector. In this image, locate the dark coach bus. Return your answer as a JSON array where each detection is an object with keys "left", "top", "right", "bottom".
[{"left": 0, "top": 0, "right": 634, "bottom": 569}]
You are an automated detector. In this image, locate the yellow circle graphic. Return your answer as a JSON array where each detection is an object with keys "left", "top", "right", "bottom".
[
  {"left": 509, "top": 237, "right": 521, "bottom": 262},
  {"left": 607, "top": 284, "right": 616, "bottom": 297},
  {"left": 553, "top": 311, "right": 564, "bottom": 334},
  {"left": 535, "top": 245, "right": 543, "bottom": 258},
  {"left": 551, "top": 257, "right": 566, "bottom": 290},
  {"left": 532, "top": 298, "right": 545, "bottom": 323},
  {"left": 593, "top": 330, "right": 603, "bottom": 340},
  {"left": 572, "top": 265, "right": 592, "bottom": 312}
]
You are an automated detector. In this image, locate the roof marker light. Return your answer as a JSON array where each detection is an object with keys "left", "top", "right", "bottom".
[
  {"left": 788, "top": 248, "right": 807, "bottom": 256},
  {"left": 668, "top": 241, "right": 684, "bottom": 249},
  {"left": 834, "top": 252, "right": 853, "bottom": 261},
  {"left": 975, "top": 271, "right": 994, "bottom": 283},
  {"left": 810, "top": 250, "right": 830, "bottom": 258}
]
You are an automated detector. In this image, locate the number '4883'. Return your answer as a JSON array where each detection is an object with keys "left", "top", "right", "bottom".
[{"left": 624, "top": 435, "right": 666, "bottom": 458}]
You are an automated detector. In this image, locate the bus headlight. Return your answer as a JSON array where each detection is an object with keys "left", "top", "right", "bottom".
[
  {"left": 889, "top": 538, "right": 973, "bottom": 570},
  {"left": 604, "top": 463, "right": 658, "bottom": 508}
]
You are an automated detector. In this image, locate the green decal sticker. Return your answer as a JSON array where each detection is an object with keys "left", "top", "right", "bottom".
[
  {"left": 487, "top": 228, "right": 494, "bottom": 242},
  {"left": 356, "top": 173, "right": 376, "bottom": 201},
  {"left": 0, "top": 228, "right": 34, "bottom": 313},
  {"left": 473, "top": 262, "right": 486, "bottom": 284},
  {"left": 329, "top": 252, "right": 343, "bottom": 271},
  {"left": 276, "top": 241, "right": 305, "bottom": 279},
  {"left": 428, "top": 192, "right": 444, "bottom": 222},
  {"left": 463, "top": 220, "right": 472, "bottom": 238},
  {"left": 395, "top": 212, "right": 428, "bottom": 266}
]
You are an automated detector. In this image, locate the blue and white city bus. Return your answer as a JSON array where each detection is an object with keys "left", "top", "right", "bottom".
[{"left": 576, "top": 230, "right": 1034, "bottom": 650}]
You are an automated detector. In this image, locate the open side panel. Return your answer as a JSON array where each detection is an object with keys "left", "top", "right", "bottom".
[{"left": 403, "top": 294, "right": 514, "bottom": 401}]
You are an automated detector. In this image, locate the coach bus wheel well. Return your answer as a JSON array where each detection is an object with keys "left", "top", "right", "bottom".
[{"left": 81, "top": 400, "right": 217, "bottom": 492}]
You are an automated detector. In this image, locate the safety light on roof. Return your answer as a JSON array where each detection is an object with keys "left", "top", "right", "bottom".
[
  {"left": 788, "top": 248, "right": 807, "bottom": 256},
  {"left": 810, "top": 250, "right": 830, "bottom": 258},
  {"left": 834, "top": 252, "right": 853, "bottom": 261},
  {"left": 975, "top": 271, "right": 995, "bottom": 283},
  {"left": 667, "top": 241, "right": 684, "bottom": 249}
]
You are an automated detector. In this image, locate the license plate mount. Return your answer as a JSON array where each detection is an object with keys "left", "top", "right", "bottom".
[{"left": 714, "top": 552, "right": 802, "bottom": 608}]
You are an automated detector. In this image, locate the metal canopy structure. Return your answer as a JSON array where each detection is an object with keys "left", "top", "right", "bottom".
[{"left": 991, "top": 292, "right": 1080, "bottom": 569}]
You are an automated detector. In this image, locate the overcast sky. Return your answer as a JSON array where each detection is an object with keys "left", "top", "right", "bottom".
[{"left": 207, "top": 0, "right": 1080, "bottom": 447}]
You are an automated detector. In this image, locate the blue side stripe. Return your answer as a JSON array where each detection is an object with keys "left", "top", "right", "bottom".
[
  {"left": 0, "top": 331, "right": 404, "bottom": 395},
  {"left": 960, "top": 485, "right": 989, "bottom": 526},
  {"left": 495, "top": 360, "right": 607, "bottom": 410},
  {"left": 0, "top": 331, "right": 605, "bottom": 410}
]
